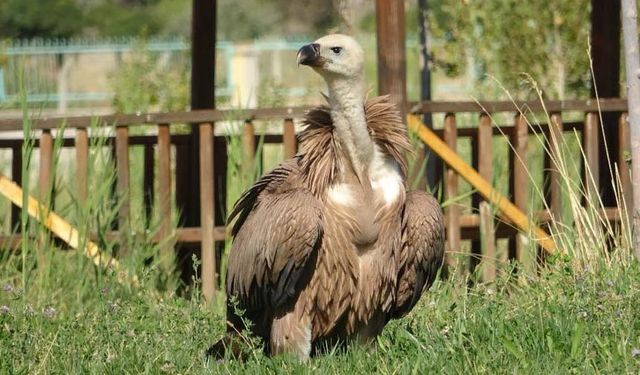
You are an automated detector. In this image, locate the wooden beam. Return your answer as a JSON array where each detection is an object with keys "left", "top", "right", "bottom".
[
  {"left": 242, "top": 120, "right": 256, "bottom": 176},
  {"left": 510, "top": 114, "right": 529, "bottom": 264},
  {"left": 407, "top": 114, "right": 556, "bottom": 255},
  {"left": 376, "top": 0, "right": 406, "bottom": 112},
  {"left": 39, "top": 130, "right": 53, "bottom": 202},
  {"left": 75, "top": 127, "right": 88, "bottom": 205},
  {"left": 115, "top": 125, "right": 130, "bottom": 252},
  {"left": 199, "top": 122, "right": 216, "bottom": 302},
  {"left": 591, "top": 0, "right": 621, "bottom": 209},
  {"left": 143, "top": 143, "right": 154, "bottom": 226},
  {"left": 186, "top": 0, "right": 220, "bottom": 300},
  {"left": 0, "top": 99, "right": 631, "bottom": 131},
  {"left": 157, "top": 124, "right": 173, "bottom": 267},
  {"left": 10, "top": 145, "right": 21, "bottom": 230},
  {"left": 411, "top": 98, "right": 628, "bottom": 114},
  {"left": 443, "top": 114, "right": 460, "bottom": 275},
  {"left": 283, "top": 119, "right": 296, "bottom": 159},
  {"left": 476, "top": 114, "right": 495, "bottom": 281},
  {"left": 583, "top": 113, "right": 600, "bottom": 201},
  {"left": 591, "top": 0, "right": 621, "bottom": 99},
  {"left": 0, "top": 174, "right": 135, "bottom": 285},
  {"left": 548, "top": 113, "right": 564, "bottom": 222}
]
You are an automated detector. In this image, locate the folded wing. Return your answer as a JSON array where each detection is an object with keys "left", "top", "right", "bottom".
[
  {"left": 392, "top": 190, "right": 445, "bottom": 318},
  {"left": 226, "top": 181, "right": 323, "bottom": 315}
]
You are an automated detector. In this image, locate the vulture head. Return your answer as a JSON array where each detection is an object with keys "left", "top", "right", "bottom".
[{"left": 297, "top": 34, "right": 364, "bottom": 80}]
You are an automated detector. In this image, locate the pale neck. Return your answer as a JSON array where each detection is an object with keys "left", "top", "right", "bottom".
[{"left": 326, "top": 75, "right": 374, "bottom": 183}]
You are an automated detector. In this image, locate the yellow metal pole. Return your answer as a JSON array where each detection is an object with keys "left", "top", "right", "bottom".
[
  {"left": 407, "top": 114, "right": 556, "bottom": 254},
  {"left": 0, "top": 174, "right": 136, "bottom": 284}
]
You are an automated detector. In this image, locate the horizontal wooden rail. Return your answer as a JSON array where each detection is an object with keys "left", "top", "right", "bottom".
[
  {"left": 411, "top": 97, "right": 628, "bottom": 114},
  {"left": 0, "top": 98, "right": 628, "bottom": 131},
  {"left": 0, "top": 106, "right": 314, "bottom": 130},
  {"left": 1, "top": 207, "right": 624, "bottom": 251},
  {"left": 0, "top": 98, "right": 630, "bottom": 286}
]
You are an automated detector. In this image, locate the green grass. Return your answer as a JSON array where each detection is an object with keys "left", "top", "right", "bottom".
[
  {"left": 0, "top": 251, "right": 638, "bottom": 373},
  {"left": 1, "top": 71, "right": 639, "bottom": 373}
]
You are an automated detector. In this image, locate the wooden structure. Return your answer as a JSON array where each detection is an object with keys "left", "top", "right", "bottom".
[
  {"left": 0, "top": 98, "right": 631, "bottom": 287},
  {"left": 0, "top": 0, "right": 633, "bottom": 295}
]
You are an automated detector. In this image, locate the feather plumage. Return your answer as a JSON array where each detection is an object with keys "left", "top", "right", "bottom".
[{"left": 218, "top": 95, "right": 444, "bottom": 359}]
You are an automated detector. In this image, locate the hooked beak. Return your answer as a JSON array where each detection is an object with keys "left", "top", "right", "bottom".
[{"left": 297, "top": 43, "right": 323, "bottom": 67}]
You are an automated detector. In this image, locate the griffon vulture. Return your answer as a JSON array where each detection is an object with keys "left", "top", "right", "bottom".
[{"left": 210, "top": 34, "right": 444, "bottom": 360}]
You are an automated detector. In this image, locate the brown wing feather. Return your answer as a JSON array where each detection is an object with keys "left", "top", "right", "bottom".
[
  {"left": 225, "top": 94, "right": 414, "bottom": 335},
  {"left": 226, "top": 187, "right": 323, "bottom": 314},
  {"left": 228, "top": 157, "right": 302, "bottom": 235},
  {"left": 392, "top": 190, "right": 445, "bottom": 318}
]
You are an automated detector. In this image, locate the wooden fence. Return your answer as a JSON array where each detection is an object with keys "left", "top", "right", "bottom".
[{"left": 0, "top": 98, "right": 631, "bottom": 289}]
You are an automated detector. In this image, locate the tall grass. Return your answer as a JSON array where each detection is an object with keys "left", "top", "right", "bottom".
[{"left": 0, "top": 77, "right": 638, "bottom": 372}]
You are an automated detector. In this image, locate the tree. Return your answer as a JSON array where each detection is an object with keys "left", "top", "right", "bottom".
[
  {"left": 0, "top": 0, "right": 84, "bottom": 39},
  {"left": 217, "top": 0, "right": 339, "bottom": 40},
  {"left": 427, "top": 0, "right": 591, "bottom": 99}
]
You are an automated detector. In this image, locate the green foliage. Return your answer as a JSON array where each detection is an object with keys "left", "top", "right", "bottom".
[
  {"left": 110, "top": 38, "right": 189, "bottom": 113},
  {"left": 0, "top": 0, "right": 337, "bottom": 40},
  {"left": 215, "top": 0, "right": 339, "bottom": 40},
  {"left": 0, "top": 0, "right": 191, "bottom": 39},
  {"left": 85, "top": 0, "right": 191, "bottom": 37},
  {"left": 0, "top": 0, "right": 84, "bottom": 38},
  {"left": 428, "top": 0, "right": 591, "bottom": 99}
]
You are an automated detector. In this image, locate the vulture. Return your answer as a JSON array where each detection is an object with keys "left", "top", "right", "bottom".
[{"left": 209, "top": 34, "right": 444, "bottom": 360}]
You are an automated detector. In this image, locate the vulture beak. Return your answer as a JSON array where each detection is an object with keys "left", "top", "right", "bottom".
[{"left": 297, "top": 43, "right": 323, "bottom": 67}]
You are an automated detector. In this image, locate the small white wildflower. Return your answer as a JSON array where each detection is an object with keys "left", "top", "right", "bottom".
[
  {"left": 632, "top": 348, "right": 640, "bottom": 358},
  {"left": 160, "top": 362, "right": 175, "bottom": 372},
  {"left": 24, "top": 304, "right": 35, "bottom": 316},
  {"left": 43, "top": 306, "right": 56, "bottom": 319},
  {"left": 107, "top": 301, "right": 118, "bottom": 314},
  {"left": 0, "top": 305, "right": 9, "bottom": 315},
  {"left": 441, "top": 326, "right": 451, "bottom": 335}
]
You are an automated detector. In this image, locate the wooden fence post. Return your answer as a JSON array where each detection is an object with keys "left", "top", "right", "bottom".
[
  {"left": 39, "top": 130, "right": 53, "bottom": 202},
  {"left": 242, "top": 120, "right": 256, "bottom": 176},
  {"left": 509, "top": 114, "right": 528, "bottom": 264},
  {"left": 143, "top": 144, "right": 155, "bottom": 227},
  {"left": 115, "top": 125, "right": 130, "bottom": 253},
  {"left": 75, "top": 127, "right": 89, "bottom": 206},
  {"left": 548, "top": 113, "right": 564, "bottom": 222},
  {"left": 199, "top": 122, "right": 216, "bottom": 302},
  {"left": 443, "top": 114, "right": 460, "bottom": 276},
  {"left": 376, "top": 0, "right": 406, "bottom": 113},
  {"left": 283, "top": 119, "right": 296, "bottom": 159},
  {"left": 157, "top": 124, "right": 173, "bottom": 267},
  {"left": 583, "top": 113, "right": 600, "bottom": 203},
  {"left": 10, "top": 145, "right": 22, "bottom": 230},
  {"left": 38, "top": 129, "right": 54, "bottom": 266},
  {"left": 476, "top": 113, "right": 496, "bottom": 283}
]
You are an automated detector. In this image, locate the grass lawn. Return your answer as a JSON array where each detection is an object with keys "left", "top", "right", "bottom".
[
  {"left": 0, "top": 249, "right": 638, "bottom": 374},
  {"left": 1, "top": 86, "right": 638, "bottom": 373}
]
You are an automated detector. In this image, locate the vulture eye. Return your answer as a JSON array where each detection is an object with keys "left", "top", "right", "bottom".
[{"left": 330, "top": 47, "right": 343, "bottom": 54}]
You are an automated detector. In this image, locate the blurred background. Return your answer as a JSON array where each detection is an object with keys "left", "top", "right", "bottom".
[{"left": 0, "top": 0, "right": 594, "bottom": 117}]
